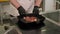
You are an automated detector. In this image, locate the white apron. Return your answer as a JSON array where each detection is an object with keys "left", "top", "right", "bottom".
[{"left": 17, "top": 0, "right": 35, "bottom": 14}]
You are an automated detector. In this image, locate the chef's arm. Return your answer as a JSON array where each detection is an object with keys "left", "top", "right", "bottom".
[
  {"left": 10, "top": 0, "right": 26, "bottom": 16},
  {"left": 10, "top": 0, "right": 20, "bottom": 8},
  {"left": 35, "top": 0, "right": 42, "bottom": 7}
]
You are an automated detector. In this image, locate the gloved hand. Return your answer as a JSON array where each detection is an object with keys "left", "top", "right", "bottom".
[
  {"left": 17, "top": 6, "right": 26, "bottom": 16},
  {"left": 33, "top": 6, "right": 40, "bottom": 15}
]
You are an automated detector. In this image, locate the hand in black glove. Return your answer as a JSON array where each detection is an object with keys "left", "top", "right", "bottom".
[
  {"left": 17, "top": 6, "right": 26, "bottom": 16},
  {"left": 33, "top": 6, "right": 40, "bottom": 15}
]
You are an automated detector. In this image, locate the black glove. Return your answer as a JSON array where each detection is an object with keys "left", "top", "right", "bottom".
[
  {"left": 33, "top": 6, "right": 40, "bottom": 15},
  {"left": 17, "top": 6, "right": 26, "bottom": 16}
]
